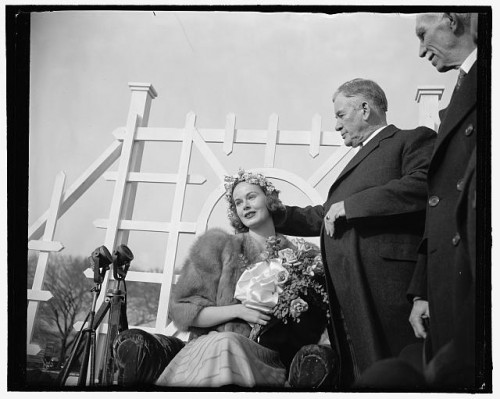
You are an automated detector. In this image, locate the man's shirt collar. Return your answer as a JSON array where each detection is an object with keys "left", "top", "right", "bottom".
[
  {"left": 361, "top": 125, "right": 387, "bottom": 147},
  {"left": 460, "top": 48, "right": 477, "bottom": 74}
]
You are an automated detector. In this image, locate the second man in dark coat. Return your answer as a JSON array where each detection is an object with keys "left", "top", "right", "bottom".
[
  {"left": 276, "top": 78, "right": 436, "bottom": 386},
  {"left": 407, "top": 12, "right": 479, "bottom": 388}
]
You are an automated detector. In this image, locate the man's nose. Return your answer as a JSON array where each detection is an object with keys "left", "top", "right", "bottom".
[
  {"left": 418, "top": 43, "right": 426, "bottom": 58},
  {"left": 335, "top": 120, "right": 342, "bottom": 131}
]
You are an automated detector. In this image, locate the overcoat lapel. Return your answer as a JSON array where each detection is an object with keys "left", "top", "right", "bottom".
[
  {"left": 433, "top": 63, "right": 477, "bottom": 155},
  {"left": 438, "top": 107, "right": 448, "bottom": 125},
  {"left": 328, "top": 124, "right": 399, "bottom": 196}
]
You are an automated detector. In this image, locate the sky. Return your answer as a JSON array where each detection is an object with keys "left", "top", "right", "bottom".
[{"left": 27, "top": 9, "right": 463, "bottom": 272}]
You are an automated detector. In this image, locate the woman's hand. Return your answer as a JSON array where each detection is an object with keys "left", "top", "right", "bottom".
[
  {"left": 191, "top": 304, "right": 271, "bottom": 328},
  {"left": 238, "top": 304, "right": 272, "bottom": 326}
]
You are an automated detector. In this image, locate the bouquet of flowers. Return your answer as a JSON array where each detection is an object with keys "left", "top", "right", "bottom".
[{"left": 234, "top": 236, "right": 330, "bottom": 341}]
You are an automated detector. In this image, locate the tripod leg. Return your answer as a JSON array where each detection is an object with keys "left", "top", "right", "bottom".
[
  {"left": 58, "top": 286, "right": 102, "bottom": 387},
  {"left": 89, "top": 329, "right": 97, "bottom": 386},
  {"left": 80, "top": 297, "right": 108, "bottom": 386},
  {"left": 77, "top": 329, "right": 92, "bottom": 386},
  {"left": 100, "top": 294, "right": 126, "bottom": 385},
  {"left": 92, "top": 299, "right": 111, "bottom": 329},
  {"left": 78, "top": 299, "right": 99, "bottom": 386},
  {"left": 57, "top": 324, "right": 87, "bottom": 386},
  {"left": 120, "top": 298, "right": 128, "bottom": 331}
]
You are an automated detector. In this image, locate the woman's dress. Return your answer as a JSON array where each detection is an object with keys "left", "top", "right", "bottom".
[
  {"left": 155, "top": 331, "right": 286, "bottom": 387},
  {"left": 154, "top": 229, "right": 325, "bottom": 387}
]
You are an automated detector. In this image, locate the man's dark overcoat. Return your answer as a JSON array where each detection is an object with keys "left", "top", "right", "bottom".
[
  {"left": 276, "top": 124, "right": 436, "bottom": 384},
  {"left": 408, "top": 63, "right": 477, "bottom": 384}
]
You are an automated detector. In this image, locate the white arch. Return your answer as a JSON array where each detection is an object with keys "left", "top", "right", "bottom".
[{"left": 195, "top": 168, "right": 324, "bottom": 235}]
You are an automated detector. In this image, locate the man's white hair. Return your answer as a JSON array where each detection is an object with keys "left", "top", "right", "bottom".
[{"left": 426, "top": 12, "right": 472, "bottom": 27}]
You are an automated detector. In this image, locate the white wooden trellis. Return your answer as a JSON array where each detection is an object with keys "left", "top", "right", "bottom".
[
  {"left": 27, "top": 171, "right": 66, "bottom": 355},
  {"left": 27, "top": 82, "right": 444, "bottom": 374}
]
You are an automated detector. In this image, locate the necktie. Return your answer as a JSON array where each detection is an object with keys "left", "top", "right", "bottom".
[{"left": 456, "top": 68, "right": 466, "bottom": 90}]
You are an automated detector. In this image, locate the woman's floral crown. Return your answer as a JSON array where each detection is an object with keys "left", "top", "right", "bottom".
[{"left": 223, "top": 168, "right": 278, "bottom": 203}]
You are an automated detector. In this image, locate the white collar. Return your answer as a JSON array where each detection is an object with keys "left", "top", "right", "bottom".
[
  {"left": 460, "top": 48, "right": 477, "bottom": 74},
  {"left": 361, "top": 125, "right": 387, "bottom": 147}
]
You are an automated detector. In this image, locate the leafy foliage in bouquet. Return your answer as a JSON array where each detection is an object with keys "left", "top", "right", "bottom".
[{"left": 265, "top": 236, "right": 330, "bottom": 324}]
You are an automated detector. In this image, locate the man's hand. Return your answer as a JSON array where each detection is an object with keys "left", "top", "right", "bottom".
[
  {"left": 324, "top": 201, "right": 346, "bottom": 237},
  {"left": 409, "top": 299, "right": 430, "bottom": 338}
]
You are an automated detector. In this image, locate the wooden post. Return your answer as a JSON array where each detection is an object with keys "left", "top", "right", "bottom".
[
  {"left": 309, "top": 114, "right": 321, "bottom": 158},
  {"left": 223, "top": 113, "right": 236, "bottom": 155},
  {"left": 92, "top": 83, "right": 157, "bottom": 382},
  {"left": 156, "top": 112, "right": 196, "bottom": 332},
  {"left": 264, "top": 113, "right": 279, "bottom": 167},
  {"left": 415, "top": 86, "right": 445, "bottom": 132},
  {"left": 116, "top": 83, "right": 158, "bottom": 245}
]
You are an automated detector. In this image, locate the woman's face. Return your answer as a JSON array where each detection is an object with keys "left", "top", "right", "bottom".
[{"left": 232, "top": 182, "right": 271, "bottom": 230}]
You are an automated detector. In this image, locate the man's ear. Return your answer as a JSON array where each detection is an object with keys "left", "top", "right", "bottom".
[
  {"left": 444, "top": 13, "right": 459, "bottom": 32},
  {"left": 361, "top": 102, "right": 370, "bottom": 120}
]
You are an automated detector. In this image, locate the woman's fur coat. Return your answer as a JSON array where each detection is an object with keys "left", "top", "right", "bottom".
[{"left": 169, "top": 228, "right": 293, "bottom": 339}]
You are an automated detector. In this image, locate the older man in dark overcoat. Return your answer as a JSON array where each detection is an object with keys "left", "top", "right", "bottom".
[
  {"left": 407, "top": 12, "right": 479, "bottom": 388},
  {"left": 276, "top": 78, "right": 436, "bottom": 386}
]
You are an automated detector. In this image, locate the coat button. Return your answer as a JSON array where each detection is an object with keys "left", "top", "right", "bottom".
[
  {"left": 452, "top": 233, "right": 461, "bottom": 246},
  {"left": 428, "top": 196, "right": 440, "bottom": 207},
  {"left": 457, "top": 178, "right": 464, "bottom": 191},
  {"left": 465, "top": 124, "right": 474, "bottom": 136}
]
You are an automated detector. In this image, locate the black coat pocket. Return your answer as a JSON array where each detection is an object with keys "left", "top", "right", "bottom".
[{"left": 379, "top": 242, "right": 418, "bottom": 262}]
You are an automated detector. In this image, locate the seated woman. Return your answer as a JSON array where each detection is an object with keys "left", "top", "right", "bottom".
[{"left": 113, "top": 170, "right": 337, "bottom": 388}]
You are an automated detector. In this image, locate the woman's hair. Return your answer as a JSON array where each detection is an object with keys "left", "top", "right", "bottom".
[{"left": 224, "top": 169, "right": 286, "bottom": 233}]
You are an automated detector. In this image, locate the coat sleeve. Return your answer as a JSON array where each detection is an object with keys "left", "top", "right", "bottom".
[
  {"left": 345, "top": 127, "right": 436, "bottom": 219},
  {"left": 275, "top": 204, "right": 325, "bottom": 237},
  {"left": 168, "top": 229, "right": 230, "bottom": 331},
  {"left": 407, "top": 250, "right": 428, "bottom": 300}
]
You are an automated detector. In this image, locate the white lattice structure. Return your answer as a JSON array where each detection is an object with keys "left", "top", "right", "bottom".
[
  {"left": 415, "top": 86, "right": 446, "bottom": 132},
  {"left": 27, "top": 172, "right": 65, "bottom": 355},
  {"left": 27, "top": 82, "right": 444, "bottom": 376}
]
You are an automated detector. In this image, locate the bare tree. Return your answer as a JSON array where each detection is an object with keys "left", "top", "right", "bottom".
[
  {"left": 125, "top": 280, "right": 161, "bottom": 326},
  {"left": 28, "top": 251, "right": 93, "bottom": 364}
]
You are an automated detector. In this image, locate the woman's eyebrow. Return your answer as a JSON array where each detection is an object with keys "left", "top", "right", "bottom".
[{"left": 234, "top": 191, "right": 258, "bottom": 201}]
